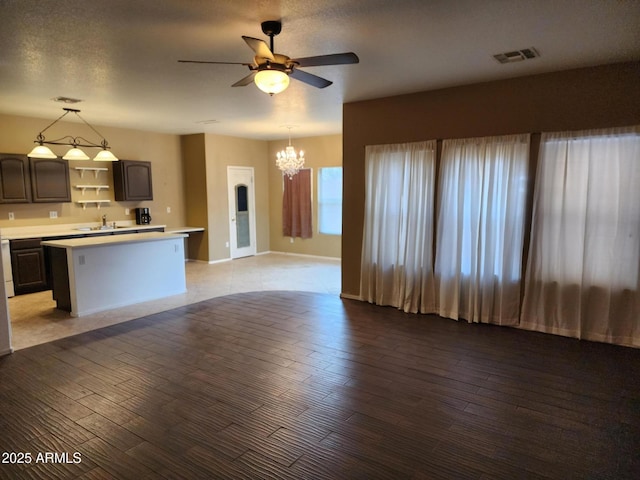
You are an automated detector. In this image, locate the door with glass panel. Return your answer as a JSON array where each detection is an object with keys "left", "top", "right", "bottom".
[{"left": 227, "top": 166, "right": 256, "bottom": 259}]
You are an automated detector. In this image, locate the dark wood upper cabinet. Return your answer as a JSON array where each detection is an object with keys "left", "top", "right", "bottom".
[
  {"left": 0, "top": 154, "right": 32, "bottom": 203},
  {"left": 113, "top": 160, "right": 153, "bottom": 201},
  {"left": 29, "top": 158, "right": 71, "bottom": 203}
]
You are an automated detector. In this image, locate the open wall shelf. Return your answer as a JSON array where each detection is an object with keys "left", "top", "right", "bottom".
[
  {"left": 74, "top": 167, "right": 108, "bottom": 179},
  {"left": 74, "top": 185, "right": 110, "bottom": 195},
  {"left": 76, "top": 200, "right": 111, "bottom": 210}
]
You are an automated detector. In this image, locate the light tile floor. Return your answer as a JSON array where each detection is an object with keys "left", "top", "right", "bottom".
[{"left": 8, "top": 253, "right": 341, "bottom": 350}]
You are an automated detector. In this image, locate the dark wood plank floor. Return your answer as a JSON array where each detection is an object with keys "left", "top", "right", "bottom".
[{"left": 1, "top": 291, "right": 639, "bottom": 479}]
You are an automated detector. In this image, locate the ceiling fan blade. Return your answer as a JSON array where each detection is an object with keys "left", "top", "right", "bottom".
[
  {"left": 242, "top": 36, "right": 275, "bottom": 61},
  {"left": 178, "top": 60, "right": 254, "bottom": 66},
  {"left": 232, "top": 72, "right": 257, "bottom": 87},
  {"left": 289, "top": 69, "right": 333, "bottom": 89},
  {"left": 292, "top": 52, "right": 359, "bottom": 67}
]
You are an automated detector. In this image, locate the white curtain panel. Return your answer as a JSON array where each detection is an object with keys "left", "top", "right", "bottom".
[
  {"left": 521, "top": 126, "right": 640, "bottom": 347},
  {"left": 360, "top": 141, "right": 437, "bottom": 313},
  {"left": 435, "top": 134, "right": 530, "bottom": 325}
]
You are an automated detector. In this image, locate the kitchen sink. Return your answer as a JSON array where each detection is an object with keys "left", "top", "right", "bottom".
[{"left": 75, "top": 226, "right": 132, "bottom": 231}]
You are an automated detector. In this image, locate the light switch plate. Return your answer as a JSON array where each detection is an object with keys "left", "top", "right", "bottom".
[
  {"left": 125, "top": 208, "right": 130, "bottom": 215},
  {"left": 8, "top": 212, "right": 14, "bottom": 220},
  {"left": 49, "top": 211, "right": 58, "bottom": 219}
]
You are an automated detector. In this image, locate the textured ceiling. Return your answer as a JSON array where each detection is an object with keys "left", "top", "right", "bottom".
[{"left": 1, "top": 0, "right": 639, "bottom": 140}]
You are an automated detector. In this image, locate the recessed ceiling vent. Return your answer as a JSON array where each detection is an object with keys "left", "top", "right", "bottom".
[
  {"left": 493, "top": 47, "right": 539, "bottom": 64},
  {"left": 52, "top": 96, "right": 83, "bottom": 104}
]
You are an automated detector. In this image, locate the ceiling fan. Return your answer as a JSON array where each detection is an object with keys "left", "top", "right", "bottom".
[{"left": 178, "top": 20, "right": 359, "bottom": 95}]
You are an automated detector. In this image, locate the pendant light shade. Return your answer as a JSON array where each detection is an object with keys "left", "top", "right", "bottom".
[
  {"left": 62, "top": 147, "right": 90, "bottom": 161},
  {"left": 27, "top": 144, "right": 57, "bottom": 159},
  {"left": 93, "top": 149, "right": 119, "bottom": 161}
]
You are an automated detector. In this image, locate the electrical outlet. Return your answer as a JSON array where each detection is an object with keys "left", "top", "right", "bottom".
[
  {"left": 125, "top": 208, "right": 130, "bottom": 215},
  {"left": 49, "top": 211, "right": 58, "bottom": 219},
  {"left": 166, "top": 206, "right": 171, "bottom": 213},
  {"left": 225, "top": 241, "right": 229, "bottom": 248},
  {"left": 290, "top": 237, "right": 294, "bottom": 243},
  {"left": 8, "top": 212, "right": 14, "bottom": 220}
]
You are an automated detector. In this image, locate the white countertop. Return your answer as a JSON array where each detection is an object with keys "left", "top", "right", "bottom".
[
  {"left": 165, "top": 227, "right": 205, "bottom": 234},
  {"left": 41, "top": 231, "right": 187, "bottom": 249},
  {"left": 0, "top": 222, "right": 165, "bottom": 240},
  {"left": 0, "top": 223, "right": 204, "bottom": 240}
]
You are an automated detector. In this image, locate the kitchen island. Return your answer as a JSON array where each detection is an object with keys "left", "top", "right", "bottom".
[{"left": 42, "top": 232, "right": 187, "bottom": 317}]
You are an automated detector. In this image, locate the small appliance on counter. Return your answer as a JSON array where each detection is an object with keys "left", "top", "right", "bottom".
[{"left": 134, "top": 207, "right": 152, "bottom": 225}]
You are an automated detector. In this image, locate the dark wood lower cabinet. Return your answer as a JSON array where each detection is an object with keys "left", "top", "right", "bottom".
[{"left": 10, "top": 239, "right": 48, "bottom": 294}]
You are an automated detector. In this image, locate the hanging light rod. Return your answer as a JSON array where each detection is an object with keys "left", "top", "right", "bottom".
[{"left": 28, "top": 108, "right": 118, "bottom": 161}]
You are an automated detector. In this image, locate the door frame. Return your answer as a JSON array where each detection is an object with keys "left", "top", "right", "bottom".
[{"left": 227, "top": 166, "right": 257, "bottom": 259}]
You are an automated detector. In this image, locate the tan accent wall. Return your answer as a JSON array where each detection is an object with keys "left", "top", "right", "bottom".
[
  {"left": 180, "top": 134, "right": 209, "bottom": 261},
  {"left": 0, "top": 113, "right": 185, "bottom": 229},
  {"left": 268, "top": 134, "right": 342, "bottom": 258},
  {"left": 342, "top": 61, "right": 640, "bottom": 297}
]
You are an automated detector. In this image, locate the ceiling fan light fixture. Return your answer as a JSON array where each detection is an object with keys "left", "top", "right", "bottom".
[{"left": 254, "top": 69, "right": 290, "bottom": 95}]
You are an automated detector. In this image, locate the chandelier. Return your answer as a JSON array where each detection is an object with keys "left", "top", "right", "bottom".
[
  {"left": 276, "top": 127, "right": 304, "bottom": 178},
  {"left": 28, "top": 108, "right": 118, "bottom": 161}
]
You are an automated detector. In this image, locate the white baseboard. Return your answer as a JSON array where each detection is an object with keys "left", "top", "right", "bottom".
[
  {"left": 267, "top": 250, "right": 341, "bottom": 261},
  {"left": 0, "top": 347, "right": 14, "bottom": 357},
  {"left": 208, "top": 257, "right": 232, "bottom": 265},
  {"left": 340, "top": 293, "right": 362, "bottom": 301},
  {"left": 190, "top": 251, "right": 340, "bottom": 264}
]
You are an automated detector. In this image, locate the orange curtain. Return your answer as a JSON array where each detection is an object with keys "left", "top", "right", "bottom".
[{"left": 282, "top": 169, "right": 312, "bottom": 238}]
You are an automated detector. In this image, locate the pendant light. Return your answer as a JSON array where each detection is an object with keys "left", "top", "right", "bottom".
[
  {"left": 276, "top": 127, "right": 304, "bottom": 178},
  {"left": 28, "top": 108, "right": 119, "bottom": 161}
]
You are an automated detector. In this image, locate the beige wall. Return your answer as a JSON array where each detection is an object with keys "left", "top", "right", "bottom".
[
  {"left": 181, "top": 134, "right": 209, "bottom": 261},
  {"left": 267, "top": 134, "right": 342, "bottom": 258},
  {"left": 342, "top": 61, "right": 640, "bottom": 297},
  {"left": 0, "top": 113, "right": 186, "bottom": 229}
]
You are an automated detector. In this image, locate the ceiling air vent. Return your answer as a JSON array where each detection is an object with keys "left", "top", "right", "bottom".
[
  {"left": 493, "top": 47, "right": 539, "bottom": 64},
  {"left": 52, "top": 96, "right": 83, "bottom": 104}
]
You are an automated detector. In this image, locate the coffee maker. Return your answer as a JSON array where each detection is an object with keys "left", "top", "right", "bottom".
[{"left": 134, "top": 207, "right": 152, "bottom": 225}]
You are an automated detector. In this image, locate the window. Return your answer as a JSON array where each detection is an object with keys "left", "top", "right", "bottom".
[
  {"left": 527, "top": 127, "right": 640, "bottom": 289},
  {"left": 435, "top": 134, "right": 529, "bottom": 283},
  {"left": 318, "top": 167, "right": 342, "bottom": 235}
]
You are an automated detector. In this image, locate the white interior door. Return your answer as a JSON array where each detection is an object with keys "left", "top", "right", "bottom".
[{"left": 227, "top": 166, "right": 257, "bottom": 259}]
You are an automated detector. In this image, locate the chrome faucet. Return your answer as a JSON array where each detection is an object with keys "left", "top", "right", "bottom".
[{"left": 102, "top": 214, "right": 107, "bottom": 227}]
